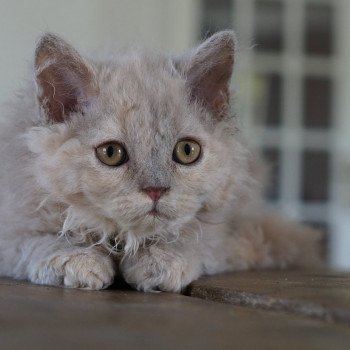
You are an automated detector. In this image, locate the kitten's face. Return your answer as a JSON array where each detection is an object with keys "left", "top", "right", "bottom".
[
  {"left": 32, "top": 61, "right": 235, "bottom": 235},
  {"left": 29, "top": 32, "right": 246, "bottom": 239}
]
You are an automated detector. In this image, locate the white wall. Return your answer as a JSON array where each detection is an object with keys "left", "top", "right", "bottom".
[{"left": 0, "top": 0, "right": 201, "bottom": 109}]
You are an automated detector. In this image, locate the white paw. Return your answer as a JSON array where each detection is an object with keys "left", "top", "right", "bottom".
[
  {"left": 30, "top": 249, "right": 115, "bottom": 290},
  {"left": 120, "top": 245, "right": 200, "bottom": 293}
]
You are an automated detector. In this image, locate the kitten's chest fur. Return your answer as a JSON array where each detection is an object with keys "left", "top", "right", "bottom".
[{"left": 0, "top": 31, "right": 321, "bottom": 292}]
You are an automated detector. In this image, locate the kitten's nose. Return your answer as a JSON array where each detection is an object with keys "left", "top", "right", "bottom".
[{"left": 142, "top": 187, "right": 169, "bottom": 201}]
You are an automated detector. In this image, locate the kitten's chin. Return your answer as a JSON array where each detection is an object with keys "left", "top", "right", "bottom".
[{"left": 138, "top": 211, "right": 171, "bottom": 230}]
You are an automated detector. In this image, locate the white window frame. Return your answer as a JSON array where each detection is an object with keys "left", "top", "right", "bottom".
[{"left": 231, "top": 0, "right": 350, "bottom": 267}]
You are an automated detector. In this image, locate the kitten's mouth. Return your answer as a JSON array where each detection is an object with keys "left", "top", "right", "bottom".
[
  {"left": 130, "top": 203, "right": 177, "bottom": 223},
  {"left": 145, "top": 203, "right": 171, "bottom": 220},
  {"left": 129, "top": 206, "right": 169, "bottom": 222},
  {"left": 148, "top": 208, "right": 165, "bottom": 218}
]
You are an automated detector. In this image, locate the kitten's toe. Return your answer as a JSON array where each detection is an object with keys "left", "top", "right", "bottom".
[
  {"left": 121, "top": 246, "right": 200, "bottom": 293},
  {"left": 30, "top": 250, "right": 115, "bottom": 290},
  {"left": 62, "top": 252, "right": 115, "bottom": 290}
]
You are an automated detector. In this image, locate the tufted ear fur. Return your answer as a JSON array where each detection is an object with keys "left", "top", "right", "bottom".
[
  {"left": 177, "top": 31, "right": 236, "bottom": 119},
  {"left": 35, "top": 33, "right": 98, "bottom": 123}
]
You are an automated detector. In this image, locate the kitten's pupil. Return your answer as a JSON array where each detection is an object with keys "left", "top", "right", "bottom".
[
  {"left": 184, "top": 143, "right": 191, "bottom": 156},
  {"left": 107, "top": 146, "right": 114, "bottom": 158}
]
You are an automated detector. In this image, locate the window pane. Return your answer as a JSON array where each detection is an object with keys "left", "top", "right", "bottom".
[
  {"left": 304, "top": 3, "right": 333, "bottom": 56},
  {"left": 253, "top": 73, "right": 282, "bottom": 126},
  {"left": 201, "top": 0, "right": 233, "bottom": 37},
  {"left": 302, "top": 150, "right": 330, "bottom": 202},
  {"left": 254, "top": 0, "right": 283, "bottom": 52},
  {"left": 303, "top": 77, "right": 332, "bottom": 128},
  {"left": 263, "top": 148, "right": 280, "bottom": 200}
]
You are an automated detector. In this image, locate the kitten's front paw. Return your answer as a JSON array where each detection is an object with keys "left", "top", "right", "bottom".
[
  {"left": 29, "top": 249, "right": 115, "bottom": 290},
  {"left": 120, "top": 246, "right": 200, "bottom": 293}
]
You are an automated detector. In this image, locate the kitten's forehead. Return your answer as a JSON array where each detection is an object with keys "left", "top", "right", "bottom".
[{"left": 85, "top": 54, "right": 202, "bottom": 145}]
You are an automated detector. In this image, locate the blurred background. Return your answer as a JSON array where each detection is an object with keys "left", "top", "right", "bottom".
[{"left": 0, "top": 0, "right": 349, "bottom": 268}]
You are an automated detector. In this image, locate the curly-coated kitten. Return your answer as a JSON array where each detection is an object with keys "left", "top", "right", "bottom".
[{"left": 0, "top": 31, "right": 320, "bottom": 291}]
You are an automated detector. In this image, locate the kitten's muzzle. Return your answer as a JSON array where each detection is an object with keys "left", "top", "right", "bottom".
[{"left": 142, "top": 187, "right": 170, "bottom": 202}]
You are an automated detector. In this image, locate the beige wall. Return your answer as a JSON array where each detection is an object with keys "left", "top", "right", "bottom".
[{"left": 0, "top": 0, "right": 200, "bottom": 109}]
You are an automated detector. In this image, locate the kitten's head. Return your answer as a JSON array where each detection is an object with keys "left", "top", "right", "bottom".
[{"left": 27, "top": 32, "right": 256, "bottom": 248}]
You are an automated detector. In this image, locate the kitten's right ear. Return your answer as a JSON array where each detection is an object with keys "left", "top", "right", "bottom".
[
  {"left": 35, "top": 33, "right": 98, "bottom": 123},
  {"left": 175, "top": 31, "right": 236, "bottom": 120}
]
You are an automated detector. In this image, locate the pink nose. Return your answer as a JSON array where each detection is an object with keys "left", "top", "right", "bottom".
[{"left": 143, "top": 187, "right": 169, "bottom": 201}]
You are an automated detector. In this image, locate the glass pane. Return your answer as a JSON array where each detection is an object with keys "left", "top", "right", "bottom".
[
  {"left": 303, "top": 77, "right": 332, "bottom": 128},
  {"left": 253, "top": 73, "right": 282, "bottom": 126},
  {"left": 304, "top": 3, "right": 333, "bottom": 56},
  {"left": 263, "top": 148, "right": 280, "bottom": 200},
  {"left": 254, "top": 0, "right": 283, "bottom": 52},
  {"left": 201, "top": 0, "right": 233, "bottom": 37},
  {"left": 302, "top": 150, "right": 330, "bottom": 202}
]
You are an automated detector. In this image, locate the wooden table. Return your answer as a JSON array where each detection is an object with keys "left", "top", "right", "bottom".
[{"left": 1, "top": 270, "right": 350, "bottom": 349}]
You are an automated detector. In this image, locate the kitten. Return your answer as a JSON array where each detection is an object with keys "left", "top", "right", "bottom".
[{"left": 0, "top": 31, "right": 321, "bottom": 292}]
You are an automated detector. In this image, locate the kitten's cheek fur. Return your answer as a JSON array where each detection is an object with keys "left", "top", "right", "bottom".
[
  {"left": 28, "top": 249, "right": 116, "bottom": 290},
  {"left": 0, "top": 31, "right": 322, "bottom": 293},
  {"left": 120, "top": 246, "right": 202, "bottom": 292}
]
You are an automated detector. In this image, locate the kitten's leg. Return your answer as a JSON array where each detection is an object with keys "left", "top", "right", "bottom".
[
  {"left": 258, "top": 216, "right": 322, "bottom": 268},
  {"left": 201, "top": 217, "right": 322, "bottom": 275},
  {"left": 0, "top": 233, "right": 115, "bottom": 289},
  {"left": 120, "top": 240, "right": 203, "bottom": 293}
]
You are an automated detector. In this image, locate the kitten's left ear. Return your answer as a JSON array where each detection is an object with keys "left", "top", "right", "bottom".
[
  {"left": 35, "top": 33, "right": 98, "bottom": 123},
  {"left": 176, "top": 31, "right": 236, "bottom": 119}
]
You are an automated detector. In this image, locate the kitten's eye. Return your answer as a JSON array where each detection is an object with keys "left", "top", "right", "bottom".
[
  {"left": 173, "top": 139, "right": 201, "bottom": 165},
  {"left": 96, "top": 142, "right": 128, "bottom": 166}
]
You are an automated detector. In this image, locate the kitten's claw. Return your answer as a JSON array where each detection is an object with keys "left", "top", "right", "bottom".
[{"left": 29, "top": 250, "right": 115, "bottom": 290}]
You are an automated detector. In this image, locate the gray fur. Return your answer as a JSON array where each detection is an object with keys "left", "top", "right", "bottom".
[{"left": 0, "top": 32, "right": 321, "bottom": 292}]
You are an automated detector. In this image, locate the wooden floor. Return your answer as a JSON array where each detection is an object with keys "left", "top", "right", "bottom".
[{"left": 1, "top": 270, "right": 350, "bottom": 350}]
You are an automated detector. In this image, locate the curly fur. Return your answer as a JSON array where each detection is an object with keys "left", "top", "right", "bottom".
[{"left": 0, "top": 31, "right": 321, "bottom": 292}]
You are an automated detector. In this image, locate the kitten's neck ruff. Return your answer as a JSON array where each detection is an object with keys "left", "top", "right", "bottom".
[{"left": 59, "top": 202, "right": 193, "bottom": 256}]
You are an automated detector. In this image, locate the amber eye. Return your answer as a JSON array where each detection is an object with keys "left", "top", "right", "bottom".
[
  {"left": 173, "top": 139, "right": 201, "bottom": 165},
  {"left": 96, "top": 142, "right": 128, "bottom": 166}
]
